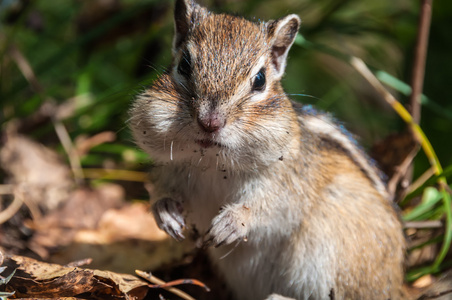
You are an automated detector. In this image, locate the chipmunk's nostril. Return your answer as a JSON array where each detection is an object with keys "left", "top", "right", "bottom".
[{"left": 197, "top": 112, "right": 225, "bottom": 133}]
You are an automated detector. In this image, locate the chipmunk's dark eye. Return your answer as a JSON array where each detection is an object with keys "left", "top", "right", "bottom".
[
  {"left": 178, "top": 51, "right": 192, "bottom": 78},
  {"left": 252, "top": 68, "right": 266, "bottom": 92}
]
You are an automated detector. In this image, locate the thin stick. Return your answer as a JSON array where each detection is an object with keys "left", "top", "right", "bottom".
[
  {"left": 7, "top": 45, "right": 43, "bottom": 94},
  {"left": 0, "top": 185, "right": 14, "bottom": 195},
  {"left": 0, "top": 184, "right": 42, "bottom": 223},
  {"left": 82, "top": 169, "right": 148, "bottom": 182},
  {"left": 417, "top": 288, "right": 452, "bottom": 300},
  {"left": 349, "top": 56, "right": 451, "bottom": 272},
  {"left": 65, "top": 258, "right": 93, "bottom": 268},
  {"left": 404, "top": 221, "right": 442, "bottom": 229},
  {"left": 135, "top": 270, "right": 196, "bottom": 300},
  {"left": 387, "top": 146, "right": 419, "bottom": 196},
  {"left": 53, "top": 120, "right": 85, "bottom": 185},
  {"left": 8, "top": 43, "right": 84, "bottom": 186},
  {"left": 405, "top": 167, "right": 436, "bottom": 197},
  {"left": 0, "top": 193, "right": 23, "bottom": 224},
  {"left": 404, "top": 0, "right": 433, "bottom": 186},
  {"left": 409, "top": 0, "right": 433, "bottom": 124}
]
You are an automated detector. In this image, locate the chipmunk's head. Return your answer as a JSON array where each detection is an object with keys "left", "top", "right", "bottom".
[{"left": 130, "top": 0, "right": 300, "bottom": 172}]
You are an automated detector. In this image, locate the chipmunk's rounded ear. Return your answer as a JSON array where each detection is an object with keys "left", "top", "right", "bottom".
[
  {"left": 173, "top": 0, "right": 208, "bottom": 53},
  {"left": 267, "top": 14, "right": 301, "bottom": 79}
]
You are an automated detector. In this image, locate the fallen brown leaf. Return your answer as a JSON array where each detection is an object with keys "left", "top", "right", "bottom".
[
  {"left": 28, "top": 183, "right": 124, "bottom": 259},
  {"left": 79, "top": 202, "right": 168, "bottom": 243},
  {"left": 3, "top": 254, "right": 148, "bottom": 300}
]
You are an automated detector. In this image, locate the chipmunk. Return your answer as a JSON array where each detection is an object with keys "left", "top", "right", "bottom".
[{"left": 129, "top": 0, "right": 407, "bottom": 299}]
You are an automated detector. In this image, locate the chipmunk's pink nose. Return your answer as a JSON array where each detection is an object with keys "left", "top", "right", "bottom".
[{"left": 197, "top": 112, "right": 225, "bottom": 133}]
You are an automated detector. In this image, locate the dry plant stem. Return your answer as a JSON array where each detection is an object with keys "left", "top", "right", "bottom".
[
  {"left": 350, "top": 57, "right": 438, "bottom": 172},
  {"left": 65, "top": 258, "right": 93, "bottom": 268},
  {"left": 76, "top": 131, "right": 116, "bottom": 156},
  {"left": 0, "top": 192, "right": 23, "bottom": 224},
  {"left": 387, "top": 146, "right": 420, "bottom": 196},
  {"left": 407, "top": 167, "right": 436, "bottom": 197},
  {"left": 83, "top": 169, "right": 148, "bottom": 182},
  {"left": 349, "top": 56, "right": 452, "bottom": 272},
  {"left": 53, "top": 119, "right": 85, "bottom": 185},
  {"left": 0, "top": 185, "right": 42, "bottom": 223},
  {"left": 404, "top": 221, "right": 442, "bottom": 229},
  {"left": 417, "top": 289, "right": 452, "bottom": 300},
  {"left": 0, "top": 185, "right": 14, "bottom": 195},
  {"left": 135, "top": 270, "right": 196, "bottom": 300},
  {"left": 404, "top": 0, "right": 433, "bottom": 186},
  {"left": 409, "top": 0, "right": 433, "bottom": 124},
  {"left": 8, "top": 43, "right": 84, "bottom": 186},
  {"left": 7, "top": 45, "right": 43, "bottom": 94}
]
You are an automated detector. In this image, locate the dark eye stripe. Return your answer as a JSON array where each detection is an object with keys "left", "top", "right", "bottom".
[
  {"left": 178, "top": 51, "right": 191, "bottom": 78},
  {"left": 252, "top": 68, "right": 266, "bottom": 92}
]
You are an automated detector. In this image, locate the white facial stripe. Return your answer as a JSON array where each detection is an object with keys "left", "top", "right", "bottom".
[
  {"left": 250, "top": 56, "right": 267, "bottom": 79},
  {"left": 249, "top": 88, "right": 271, "bottom": 102},
  {"left": 232, "top": 56, "right": 268, "bottom": 103}
]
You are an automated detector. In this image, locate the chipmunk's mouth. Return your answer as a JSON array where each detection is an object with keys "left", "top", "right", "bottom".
[{"left": 195, "top": 139, "right": 222, "bottom": 149}]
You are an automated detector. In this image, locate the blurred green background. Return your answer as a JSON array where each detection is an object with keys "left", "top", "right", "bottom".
[
  {"left": 1, "top": 0, "right": 452, "bottom": 279},
  {"left": 1, "top": 0, "right": 451, "bottom": 175}
]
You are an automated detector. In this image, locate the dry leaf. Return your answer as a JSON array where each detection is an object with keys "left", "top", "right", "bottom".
[
  {"left": 81, "top": 202, "right": 168, "bottom": 243},
  {"left": 28, "top": 184, "right": 124, "bottom": 259},
  {"left": 3, "top": 255, "right": 148, "bottom": 300}
]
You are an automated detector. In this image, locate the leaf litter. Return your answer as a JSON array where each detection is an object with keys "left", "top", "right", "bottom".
[{"left": 0, "top": 130, "right": 213, "bottom": 299}]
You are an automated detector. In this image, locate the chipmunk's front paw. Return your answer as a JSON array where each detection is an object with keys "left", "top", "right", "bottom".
[
  {"left": 205, "top": 205, "right": 250, "bottom": 247},
  {"left": 152, "top": 197, "right": 185, "bottom": 241}
]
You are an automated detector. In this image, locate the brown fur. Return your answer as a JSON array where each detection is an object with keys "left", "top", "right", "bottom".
[{"left": 129, "top": 1, "right": 408, "bottom": 299}]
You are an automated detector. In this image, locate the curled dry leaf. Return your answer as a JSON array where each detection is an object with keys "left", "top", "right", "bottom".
[{"left": 2, "top": 254, "right": 148, "bottom": 300}]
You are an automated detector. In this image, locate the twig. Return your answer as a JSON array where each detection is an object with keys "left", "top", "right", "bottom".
[
  {"left": 297, "top": 33, "right": 450, "bottom": 277},
  {"left": 7, "top": 42, "right": 84, "bottom": 186},
  {"left": 387, "top": 146, "right": 420, "bottom": 196},
  {"left": 7, "top": 44, "right": 44, "bottom": 94},
  {"left": 409, "top": 0, "right": 433, "bottom": 124},
  {"left": 0, "top": 193, "right": 23, "bottom": 225},
  {"left": 53, "top": 120, "right": 85, "bottom": 184},
  {"left": 75, "top": 131, "right": 116, "bottom": 156},
  {"left": 53, "top": 120, "right": 85, "bottom": 185},
  {"left": 349, "top": 57, "right": 436, "bottom": 171},
  {"left": 0, "top": 185, "right": 14, "bottom": 195},
  {"left": 404, "top": 221, "right": 442, "bottom": 229},
  {"left": 417, "top": 288, "right": 452, "bottom": 300},
  {"left": 65, "top": 258, "right": 93, "bottom": 268},
  {"left": 349, "top": 56, "right": 451, "bottom": 271},
  {"left": 135, "top": 270, "right": 199, "bottom": 300},
  {"left": 0, "top": 184, "right": 43, "bottom": 224},
  {"left": 404, "top": 0, "right": 433, "bottom": 186},
  {"left": 406, "top": 167, "right": 436, "bottom": 198},
  {"left": 83, "top": 169, "right": 148, "bottom": 182}
]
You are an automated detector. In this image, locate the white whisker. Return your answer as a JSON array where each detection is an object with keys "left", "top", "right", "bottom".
[
  {"left": 197, "top": 155, "right": 203, "bottom": 166},
  {"left": 170, "top": 140, "right": 174, "bottom": 161},
  {"left": 219, "top": 240, "right": 241, "bottom": 259}
]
